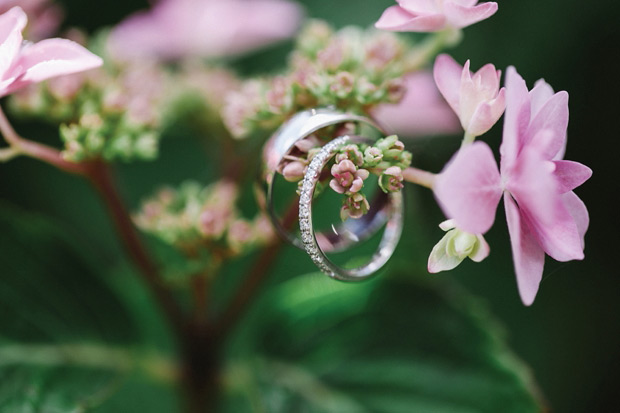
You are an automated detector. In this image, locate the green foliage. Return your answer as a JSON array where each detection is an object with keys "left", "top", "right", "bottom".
[
  {"left": 222, "top": 273, "right": 543, "bottom": 412},
  {"left": 0, "top": 204, "right": 174, "bottom": 411}
]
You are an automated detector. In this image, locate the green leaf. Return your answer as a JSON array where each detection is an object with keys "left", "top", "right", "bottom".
[
  {"left": 224, "top": 273, "right": 543, "bottom": 412},
  {"left": 0, "top": 204, "right": 145, "bottom": 411}
]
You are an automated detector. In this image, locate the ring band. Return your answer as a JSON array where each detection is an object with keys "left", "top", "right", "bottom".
[
  {"left": 299, "top": 136, "right": 404, "bottom": 281},
  {"left": 262, "top": 108, "right": 389, "bottom": 252}
]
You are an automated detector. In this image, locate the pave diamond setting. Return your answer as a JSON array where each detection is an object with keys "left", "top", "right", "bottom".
[{"left": 298, "top": 136, "right": 350, "bottom": 278}]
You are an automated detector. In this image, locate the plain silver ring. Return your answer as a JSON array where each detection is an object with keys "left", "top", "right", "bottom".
[
  {"left": 261, "top": 108, "right": 389, "bottom": 252},
  {"left": 298, "top": 135, "right": 404, "bottom": 281}
]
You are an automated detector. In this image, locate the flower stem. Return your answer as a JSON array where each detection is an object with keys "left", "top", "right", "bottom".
[
  {"left": 402, "top": 166, "right": 436, "bottom": 189},
  {"left": 461, "top": 132, "right": 476, "bottom": 147},
  {"left": 404, "top": 28, "right": 463, "bottom": 72},
  {"left": 0, "top": 105, "right": 88, "bottom": 175},
  {"left": 86, "top": 160, "right": 186, "bottom": 337}
]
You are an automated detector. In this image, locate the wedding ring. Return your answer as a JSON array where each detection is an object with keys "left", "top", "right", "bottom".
[
  {"left": 261, "top": 108, "right": 389, "bottom": 252},
  {"left": 298, "top": 135, "right": 403, "bottom": 280}
]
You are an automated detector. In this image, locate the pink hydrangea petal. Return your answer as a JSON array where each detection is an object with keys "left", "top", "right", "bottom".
[
  {"left": 506, "top": 143, "right": 558, "bottom": 227},
  {"left": 443, "top": 1, "right": 498, "bottom": 29},
  {"left": 562, "top": 191, "right": 589, "bottom": 248},
  {"left": 427, "top": 232, "right": 464, "bottom": 273},
  {"left": 466, "top": 88, "right": 506, "bottom": 136},
  {"left": 526, "top": 90, "right": 569, "bottom": 160},
  {"left": 474, "top": 63, "right": 501, "bottom": 93},
  {"left": 504, "top": 193, "right": 544, "bottom": 306},
  {"left": 398, "top": 0, "right": 441, "bottom": 14},
  {"left": 0, "top": 6, "right": 27, "bottom": 79},
  {"left": 449, "top": 0, "right": 479, "bottom": 7},
  {"left": 4, "top": 38, "right": 102, "bottom": 95},
  {"left": 523, "top": 197, "right": 584, "bottom": 262},
  {"left": 372, "top": 71, "right": 460, "bottom": 137},
  {"left": 552, "top": 160, "right": 592, "bottom": 193},
  {"left": 434, "top": 141, "right": 502, "bottom": 234},
  {"left": 375, "top": 5, "right": 446, "bottom": 31},
  {"left": 529, "top": 79, "right": 555, "bottom": 117},
  {"left": 500, "top": 66, "right": 531, "bottom": 173},
  {"left": 433, "top": 53, "right": 462, "bottom": 115}
]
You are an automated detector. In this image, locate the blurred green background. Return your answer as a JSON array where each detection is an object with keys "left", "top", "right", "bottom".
[{"left": 1, "top": 0, "right": 618, "bottom": 412}]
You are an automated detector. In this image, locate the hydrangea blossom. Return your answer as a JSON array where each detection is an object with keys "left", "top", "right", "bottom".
[
  {"left": 0, "top": 6, "right": 102, "bottom": 97},
  {"left": 433, "top": 54, "right": 505, "bottom": 138},
  {"left": 107, "top": 0, "right": 303, "bottom": 61},
  {"left": 434, "top": 67, "right": 592, "bottom": 305},
  {"left": 375, "top": 0, "right": 498, "bottom": 32}
]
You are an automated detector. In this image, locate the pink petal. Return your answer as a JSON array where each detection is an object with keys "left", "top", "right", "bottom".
[
  {"left": 466, "top": 88, "right": 506, "bottom": 136},
  {"left": 433, "top": 54, "right": 462, "bottom": 115},
  {"left": 507, "top": 145, "right": 584, "bottom": 262},
  {"left": 552, "top": 160, "right": 592, "bottom": 193},
  {"left": 524, "top": 199, "right": 584, "bottom": 262},
  {"left": 372, "top": 71, "right": 460, "bottom": 137},
  {"left": 506, "top": 143, "right": 559, "bottom": 228},
  {"left": 398, "top": 0, "right": 441, "bottom": 14},
  {"left": 474, "top": 63, "right": 501, "bottom": 93},
  {"left": 562, "top": 191, "right": 589, "bottom": 248},
  {"left": 0, "top": 6, "right": 27, "bottom": 79},
  {"left": 526, "top": 90, "right": 569, "bottom": 160},
  {"left": 375, "top": 5, "right": 446, "bottom": 32},
  {"left": 504, "top": 193, "right": 545, "bottom": 306},
  {"left": 443, "top": 1, "right": 498, "bottom": 29},
  {"left": 529, "top": 79, "right": 555, "bottom": 117},
  {"left": 434, "top": 141, "right": 502, "bottom": 234},
  {"left": 500, "top": 66, "right": 531, "bottom": 173},
  {"left": 4, "top": 38, "right": 102, "bottom": 94}
]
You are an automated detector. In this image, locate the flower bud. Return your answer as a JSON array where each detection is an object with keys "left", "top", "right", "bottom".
[
  {"left": 335, "top": 144, "right": 364, "bottom": 166},
  {"left": 363, "top": 146, "right": 383, "bottom": 167},
  {"left": 340, "top": 192, "right": 370, "bottom": 220},
  {"left": 427, "top": 220, "right": 490, "bottom": 273},
  {"left": 379, "top": 166, "right": 404, "bottom": 193}
]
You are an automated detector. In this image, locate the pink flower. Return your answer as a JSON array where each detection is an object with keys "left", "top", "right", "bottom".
[
  {"left": 329, "top": 159, "right": 369, "bottom": 194},
  {"left": 373, "top": 71, "right": 460, "bottom": 138},
  {"left": 107, "top": 0, "right": 303, "bottom": 61},
  {"left": 433, "top": 54, "right": 505, "bottom": 137},
  {"left": 0, "top": 7, "right": 102, "bottom": 97},
  {"left": 0, "top": 0, "right": 63, "bottom": 40},
  {"left": 433, "top": 67, "right": 592, "bottom": 305},
  {"left": 375, "top": 0, "right": 498, "bottom": 32}
]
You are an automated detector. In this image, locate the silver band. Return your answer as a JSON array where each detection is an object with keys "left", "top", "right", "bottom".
[
  {"left": 262, "top": 108, "right": 389, "bottom": 252},
  {"left": 299, "top": 136, "right": 404, "bottom": 281}
]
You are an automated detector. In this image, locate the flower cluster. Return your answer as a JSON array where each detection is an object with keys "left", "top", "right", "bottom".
[
  {"left": 278, "top": 132, "right": 411, "bottom": 221},
  {"left": 133, "top": 180, "right": 275, "bottom": 257},
  {"left": 10, "top": 57, "right": 170, "bottom": 162},
  {"left": 223, "top": 20, "right": 413, "bottom": 138},
  {"left": 429, "top": 60, "right": 591, "bottom": 305}
]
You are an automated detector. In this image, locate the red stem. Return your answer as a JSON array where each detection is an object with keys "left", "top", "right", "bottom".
[{"left": 85, "top": 160, "right": 186, "bottom": 336}]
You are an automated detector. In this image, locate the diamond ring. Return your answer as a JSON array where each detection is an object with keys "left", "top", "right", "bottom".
[
  {"left": 298, "top": 135, "right": 404, "bottom": 280},
  {"left": 261, "top": 108, "right": 394, "bottom": 252}
]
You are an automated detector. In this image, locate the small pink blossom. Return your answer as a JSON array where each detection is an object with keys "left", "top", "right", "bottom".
[
  {"left": 107, "top": 0, "right": 303, "bottom": 61},
  {"left": 434, "top": 67, "right": 592, "bottom": 305},
  {"left": 375, "top": 0, "right": 498, "bottom": 33},
  {"left": 340, "top": 192, "right": 370, "bottom": 221},
  {"left": 0, "top": 7, "right": 102, "bottom": 97},
  {"left": 379, "top": 166, "right": 404, "bottom": 193},
  {"left": 373, "top": 71, "right": 460, "bottom": 138},
  {"left": 433, "top": 54, "right": 505, "bottom": 137},
  {"left": 329, "top": 159, "right": 369, "bottom": 194}
]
